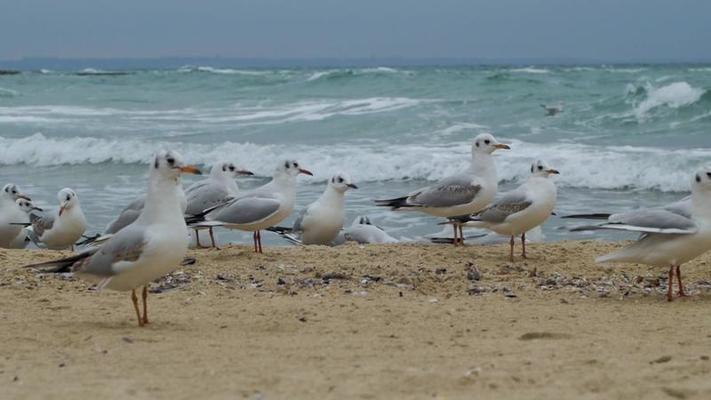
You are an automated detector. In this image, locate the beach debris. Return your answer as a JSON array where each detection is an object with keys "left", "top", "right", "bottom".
[
  {"left": 465, "top": 262, "right": 481, "bottom": 281},
  {"left": 519, "top": 332, "right": 572, "bottom": 341},
  {"left": 651, "top": 355, "right": 672, "bottom": 364}
]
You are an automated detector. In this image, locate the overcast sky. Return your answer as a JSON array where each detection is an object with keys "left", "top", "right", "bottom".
[{"left": 1, "top": 0, "right": 710, "bottom": 61}]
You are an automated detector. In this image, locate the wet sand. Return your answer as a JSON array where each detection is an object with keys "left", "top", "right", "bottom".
[{"left": 2, "top": 241, "right": 711, "bottom": 399}]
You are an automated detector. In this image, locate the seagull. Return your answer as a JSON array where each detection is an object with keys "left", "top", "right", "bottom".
[
  {"left": 184, "top": 161, "right": 253, "bottom": 248},
  {"left": 189, "top": 160, "right": 312, "bottom": 253},
  {"left": 8, "top": 198, "right": 42, "bottom": 248},
  {"left": 269, "top": 173, "right": 357, "bottom": 245},
  {"left": 21, "top": 188, "right": 87, "bottom": 250},
  {"left": 540, "top": 103, "right": 563, "bottom": 116},
  {"left": 567, "top": 167, "right": 711, "bottom": 302},
  {"left": 333, "top": 215, "right": 399, "bottom": 245},
  {"left": 24, "top": 150, "right": 201, "bottom": 326},
  {"left": 375, "top": 133, "right": 510, "bottom": 245},
  {"left": 0, "top": 184, "right": 32, "bottom": 248},
  {"left": 451, "top": 160, "right": 559, "bottom": 261}
]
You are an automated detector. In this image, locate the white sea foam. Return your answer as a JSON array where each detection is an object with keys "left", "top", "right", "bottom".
[
  {"left": 0, "top": 134, "right": 706, "bottom": 192},
  {"left": 192, "top": 66, "right": 274, "bottom": 75},
  {"left": 306, "top": 67, "right": 409, "bottom": 81},
  {"left": 634, "top": 81, "right": 705, "bottom": 119},
  {"left": 0, "top": 87, "right": 18, "bottom": 97},
  {"left": 509, "top": 67, "right": 550, "bottom": 74}
]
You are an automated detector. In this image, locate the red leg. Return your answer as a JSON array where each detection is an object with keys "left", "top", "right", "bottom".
[
  {"left": 452, "top": 224, "right": 459, "bottom": 246},
  {"left": 141, "top": 286, "right": 149, "bottom": 325},
  {"left": 252, "top": 231, "right": 258, "bottom": 253},
  {"left": 458, "top": 225, "right": 464, "bottom": 245},
  {"left": 208, "top": 227, "right": 220, "bottom": 249},
  {"left": 257, "top": 230, "right": 263, "bottom": 253},
  {"left": 676, "top": 265, "right": 687, "bottom": 297},
  {"left": 521, "top": 232, "right": 527, "bottom": 258},
  {"left": 509, "top": 235, "right": 515, "bottom": 262},
  {"left": 667, "top": 265, "right": 674, "bottom": 302},
  {"left": 131, "top": 289, "right": 144, "bottom": 327}
]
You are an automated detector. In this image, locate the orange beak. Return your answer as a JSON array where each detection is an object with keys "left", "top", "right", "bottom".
[
  {"left": 494, "top": 143, "right": 511, "bottom": 150},
  {"left": 546, "top": 169, "right": 560, "bottom": 175},
  {"left": 238, "top": 169, "right": 255, "bottom": 176},
  {"left": 17, "top": 193, "right": 31, "bottom": 201},
  {"left": 179, "top": 165, "right": 202, "bottom": 175},
  {"left": 298, "top": 168, "right": 313, "bottom": 176}
]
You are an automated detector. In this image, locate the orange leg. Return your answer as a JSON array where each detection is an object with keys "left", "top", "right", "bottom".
[
  {"left": 458, "top": 225, "right": 464, "bottom": 245},
  {"left": 452, "top": 224, "right": 459, "bottom": 246},
  {"left": 142, "top": 286, "right": 149, "bottom": 325},
  {"left": 257, "top": 230, "right": 263, "bottom": 253},
  {"left": 208, "top": 227, "right": 220, "bottom": 249},
  {"left": 252, "top": 231, "right": 258, "bottom": 253},
  {"left": 666, "top": 265, "right": 674, "bottom": 302},
  {"left": 676, "top": 265, "right": 687, "bottom": 297},
  {"left": 131, "top": 289, "right": 145, "bottom": 327},
  {"left": 509, "top": 235, "right": 515, "bottom": 262},
  {"left": 521, "top": 232, "right": 527, "bottom": 259}
]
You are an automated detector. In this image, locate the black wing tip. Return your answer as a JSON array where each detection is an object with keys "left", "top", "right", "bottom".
[
  {"left": 266, "top": 226, "right": 293, "bottom": 234},
  {"left": 561, "top": 213, "right": 611, "bottom": 220}
]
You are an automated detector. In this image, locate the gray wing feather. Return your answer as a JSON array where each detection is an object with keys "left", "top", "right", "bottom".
[
  {"left": 210, "top": 197, "right": 281, "bottom": 225},
  {"left": 292, "top": 208, "right": 308, "bottom": 232},
  {"left": 105, "top": 209, "right": 141, "bottom": 234},
  {"left": 30, "top": 211, "right": 54, "bottom": 237},
  {"left": 409, "top": 175, "right": 481, "bottom": 208},
  {"left": 184, "top": 183, "right": 231, "bottom": 215},
  {"left": 80, "top": 228, "right": 147, "bottom": 277},
  {"left": 478, "top": 192, "right": 532, "bottom": 223},
  {"left": 606, "top": 209, "right": 697, "bottom": 233}
]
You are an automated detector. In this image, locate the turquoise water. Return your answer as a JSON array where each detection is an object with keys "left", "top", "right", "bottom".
[{"left": 1, "top": 65, "right": 710, "bottom": 243}]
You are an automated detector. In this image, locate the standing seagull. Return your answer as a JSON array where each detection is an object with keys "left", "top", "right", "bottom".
[
  {"left": 184, "top": 161, "right": 253, "bottom": 247},
  {"left": 190, "top": 160, "right": 312, "bottom": 253},
  {"left": 24, "top": 188, "right": 87, "bottom": 250},
  {"left": 569, "top": 167, "right": 711, "bottom": 302},
  {"left": 269, "top": 173, "right": 357, "bottom": 245},
  {"left": 9, "top": 198, "right": 43, "bottom": 248},
  {"left": 0, "top": 184, "right": 32, "bottom": 248},
  {"left": 452, "top": 160, "right": 559, "bottom": 261},
  {"left": 24, "top": 151, "right": 201, "bottom": 326},
  {"left": 375, "top": 133, "right": 510, "bottom": 245}
]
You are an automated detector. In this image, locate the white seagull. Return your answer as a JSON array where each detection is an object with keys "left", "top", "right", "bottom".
[
  {"left": 0, "top": 184, "right": 32, "bottom": 248},
  {"left": 334, "top": 216, "right": 399, "bottom": 245},
  {"left": 540, "top": 103, "right": 563, "bottom": 116},
  {"left": 375, "top": 133, "right": 510, "bottom": 245},
  {"left": 453, "top": 160, "right": 558, "bottom": 261},
  {"left": 184, "top": 161, "right": 253, "bottom": 247},
  {"left": 568, "top": 167, "right": 711, "bottom": 302},
  {"left": 190, "top": 160, "right": 313, "bottom": 253},
  {"left": 23, "top": 188, "right": 87, "bottom": 250},
  {"left": 270, "top": 173, "right": 357, "bottom": 245},
  {"left": 8, "top": 198, "right": 43, "bottom": 248},
  {"left": 25, "top": 150, "right": 201, "bottom": 326}
]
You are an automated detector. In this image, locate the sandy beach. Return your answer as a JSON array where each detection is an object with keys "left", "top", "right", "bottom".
[{"left": 3, "top": 241, "right": 711, "bottom": 399}]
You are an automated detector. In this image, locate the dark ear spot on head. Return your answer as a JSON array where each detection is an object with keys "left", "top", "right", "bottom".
[
  {"left": 696, "top": 175, "right": 701, "bottom": 183},
  {"left": 475, "top": 142, "right": 479, "bottom": 147},
  {"left": 154, "top": 158, "right": 159, "bottom": 169},
  {"left": 531, "top": 165, "right": 534, "bottom": 173},
  {"left": 222, "top": 165, "right": 227, "bottom": 172},
  {"left": 706, "top": 172, "right": 711, "bottom": 179},
  {"left": 284, "top": 161, "right": 290, "bottom": 169}
]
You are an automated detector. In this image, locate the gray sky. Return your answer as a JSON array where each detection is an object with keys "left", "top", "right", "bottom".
[{"left": 1, "top": 0, "right": 710, "bottom": 62}]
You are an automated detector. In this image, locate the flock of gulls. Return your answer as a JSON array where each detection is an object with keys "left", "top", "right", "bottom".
[{"left": 1, "top": 132, "right": 711, "bottom": 326}]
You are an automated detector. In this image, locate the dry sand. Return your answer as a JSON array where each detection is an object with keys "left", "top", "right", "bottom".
[{"left": 3, "top": 241, "right": 711, "bottom": 400}]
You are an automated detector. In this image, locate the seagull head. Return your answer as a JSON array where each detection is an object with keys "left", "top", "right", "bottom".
[
  {"left": 57, "top": 188, "right": 79, "bottom": 216},
  {"left": 152, "top": 150, "right": 202, "bottom": 181},
  {"left": 2, "top": 183, "right": 31, "bottom": 201},
  {"left": 530, "top": 160, "right": 560, "bottom": 177},
  {"left": 16, "top": 198, "right": 42, "bottom": 213},
  {"left": 277, "top": 160, "right": 313, "bottom": 178},
  {"left": 329, "top": 172, "right": 358, "bottom": 193},
  {"left": 213, "top": 161, "right": 254, "bottom": 179},
  {"left": 472, "top": 133, "right": 510, "bottom": 155},
  {"left": 692, "top": 167, "right": 711, "bottom": 193}
]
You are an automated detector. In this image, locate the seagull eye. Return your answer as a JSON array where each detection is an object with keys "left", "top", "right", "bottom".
[
  {"left": 538, "top": 166, "right": 544, "bottom": 170},
  {"left": 229, "top": 165, "right": 235, "bottom": 171},
  {"left": 484, "top": 139, "right": 491, "bottom": 145},
  {"left": 294, "top": 162, "right": 299, "bottom": 168},
  {"left": 337, "top": 177, "right": 344, "bottom": 183},
  {"left": 166, "top": 157, "right": 175, "bottom": 165}
]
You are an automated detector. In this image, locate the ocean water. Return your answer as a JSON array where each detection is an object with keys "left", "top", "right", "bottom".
[{"left": 0, "top": 65, "right": 710, "bottom": 244}]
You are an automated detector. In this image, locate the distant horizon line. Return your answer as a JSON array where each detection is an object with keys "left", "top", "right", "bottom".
[{"left": 2, "top": 55, "right": 711, "bottom": 70}]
